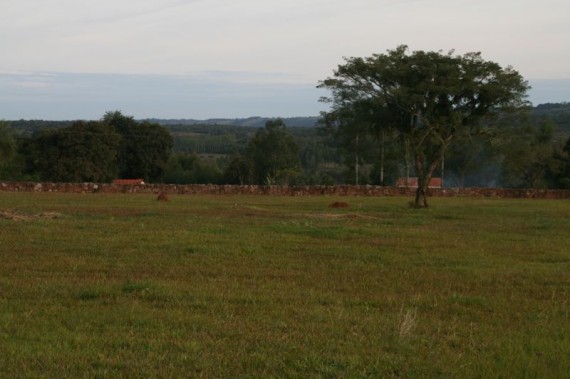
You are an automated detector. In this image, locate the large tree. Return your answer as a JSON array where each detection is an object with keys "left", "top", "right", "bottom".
[
  {"left": 500, "top": 119, "right": 558, "bottom": 189},
  {"left": 247, "top": 119, "right": 300, "bottom": 185},
  {"left": 103, "top": 111, "right": 173, "bottom": 182},
  {"left": 28, "top": 121, "right": 120, "bottom": 182},
  {"left": 319, "top": 45, "right": 529, "bottom": 207}
]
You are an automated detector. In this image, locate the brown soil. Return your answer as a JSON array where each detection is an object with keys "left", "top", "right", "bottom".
[
  {"left": 329, "top": 201, "right": 349, "bottom": 208},
  {"left": 156, "top": 192, "right": 169, "bottom": 201}
]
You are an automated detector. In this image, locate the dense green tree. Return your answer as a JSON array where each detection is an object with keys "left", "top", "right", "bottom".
[
  {"left": 500, "top": 120, "right": 558, "bottom": 188},
  {"left": 0, "top": 121, "right": 17, "bottom": 180},
  {"left": 163, "top": 153, "right": 198, "bottom": 184},
  {"left": 296, "top": 134, "right": 340, "bottom": 185},
  {"left": 0, "top": 121, "right": 16, "bottom": 165},
  {"left": 533, "top": 102, "right": 570, "bottom": 135},
  {"left": 163, "top": 153, "right": 223, "bottom": 184},
  {"left": 223, "top": 155, "right": 253, "bottom": 185},
  {"left": 553, "top": 137, "right": 570, "bottom": 188},
  {"left": 27, "top": 121, "right": 120, "bottom": 182},
  {"left": 319, "top": 45, "right": 529, "bottom": 207},
  {"left": 246, "top": 119, "right": 300, "bottom": 185},
  {"left": 319, "top": 99, "right": 403, "bottom": 185},
  {"left": 320, "top": 100, "right": 378, "bottom": 184},
  {"left": 103, "top": 111, "right": 173, "bottom": 182}
]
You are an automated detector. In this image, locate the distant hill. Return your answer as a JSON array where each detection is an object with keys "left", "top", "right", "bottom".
[
  {"left": 7, "top": 103, "right": 570, "bottom": 134},
  {"left": 533, "top": 102, "right": 570, "bottom": 135},
  {"left": 5, "top": 117, "right": 320, "bottom": 136},
  {"left": 144, "top": 116, "right": 320, "bottom": 128}
]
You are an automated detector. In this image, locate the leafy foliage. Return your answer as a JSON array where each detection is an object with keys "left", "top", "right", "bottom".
[
  {"left": 0, "top": 121, "right": 16, "bottom": 164},
  {"left": 103, "top": 111, "right": 173, "bottom": 182},
  {"left": 2, "top": 100, "right": 570, "bottom": 187},
  {"left": 533, "top": 102, "right": 570, "bottom": 135},
  {"left": 319, "top": 45, "right": 530, "bottom": 207},
  {"left": 0, "top": 121, "right": 17, "bottom": 180},
  {"left": 163, "top": 153, "right": 223, "bottom": 184},
  {"left": 26, "top": 121, "right": 120, "bottom": 182},
  {"left": 500, "top": 120, "right": 558, "bottom": 188},
  {"left": 546, "top": 136, "right": 570, "bottom": 188},
  {"left": 223, "top": 155, "right": 253, "bottom": 185},
  {"left": 246, "top": 119, "right": 300, "bottom": 185},
  {"left": 319, "top": 100, "right": 403, "bottom": 185}
]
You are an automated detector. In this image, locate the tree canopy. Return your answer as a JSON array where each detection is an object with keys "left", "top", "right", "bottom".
[
  {"left": 103, "top": 111, "right": 173, "bottom": 182},
  {"left": 27, "top": 121, "right": 120, "bottom": 183},
  {"left": 246, "top": 119, "right": 300, "bottom": 185},
  {"left": 319, "top": 45, "right": 530, "bottom": 207},
  {"left": 0, "top": 121, "right": 16, "bottom": 164},
  {"left": 12, "top": 112, "right": 173, "bottom": 183}
]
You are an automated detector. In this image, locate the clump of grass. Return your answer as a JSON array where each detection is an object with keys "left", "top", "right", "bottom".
[
  {"left": 77, "top": 290, "right": 102, "bottom": 301},
  {"left": 398, "top": 308, "right": 417, "bottom": 338},
  {"left": 121, "top": 281, "right": 152, "bottom": 294},
  {"left": 76, "top": 287, "right": 108, "bottom": 301}
]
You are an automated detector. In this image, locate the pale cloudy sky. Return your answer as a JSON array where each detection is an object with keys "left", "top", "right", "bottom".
[{"left": 1, "top": 0, "right": 569, "bottom": 120}]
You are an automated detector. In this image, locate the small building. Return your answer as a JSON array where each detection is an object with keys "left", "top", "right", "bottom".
[
  {"left": 396, "top": 177, "right": 442, "bottom": 188},
  {"left": 112, "top": 179, "right": 145, "bottom": 185}
]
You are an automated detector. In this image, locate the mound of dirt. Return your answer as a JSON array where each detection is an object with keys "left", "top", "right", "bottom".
[
  {"left": 156, "top": 191, "right": 169, "bottom": 201},
  {"left": 329, "top": 201, "right": 349, "bottom": 208}
]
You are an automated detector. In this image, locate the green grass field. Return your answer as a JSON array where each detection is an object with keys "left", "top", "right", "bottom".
[{"left": 0, "top": 192, "right": 569, "bottom": 377}]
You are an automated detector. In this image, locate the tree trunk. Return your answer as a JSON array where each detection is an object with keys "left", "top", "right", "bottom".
[
  {"left": 404, "top": 138, "right": 411, "bottom": 187},
  {"left": 380, "top": 130, "right": 385, "bottom": 185},
  {"left": 441, "top": 152, "right": 445, "bottom": 188},
  {"left": 414, "top": 184, "right": 429, "bottom": 208},
  {"left": 355, "top": 135, "right": 359, "bottom": 185},
  {"left": 413, "top": 152, "right": 441, "bottom": 208},
  {"left": 412, "top": 139, "right": 449, "bottom": 208}
]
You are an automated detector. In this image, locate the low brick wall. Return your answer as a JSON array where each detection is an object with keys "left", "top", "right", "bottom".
[{"left": 1, "top": 182, "right": 569, "bottom": 199}]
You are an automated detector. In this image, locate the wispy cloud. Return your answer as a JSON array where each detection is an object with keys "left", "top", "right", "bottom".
[
  {"left": 0, "top": 71, "right": 327, "bottom": 120},
  {"left": 1, "top": 0, "right": 569, "bottom": 118}
]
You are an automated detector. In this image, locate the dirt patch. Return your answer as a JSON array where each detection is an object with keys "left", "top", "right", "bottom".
[
  {"left": 0, "top": 210, "right": 62, "bottom": 222},
  {"left": 304, "top": 212, "right": 383, "bottom": 220},
  {"left": 329, "top": 201, "right": 349, "bottom": 208},
  {"left": 306, "top": 213, "right": 359, "bottom": 219}
]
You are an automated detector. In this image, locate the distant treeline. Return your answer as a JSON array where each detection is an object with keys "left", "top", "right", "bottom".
[
  {"left": 533, "top": 102, "right": 570, "bottom": 134},
  {"left": 7, "top": 104, "right": 570, "bottom": 136},
  {"left": 1, "top": 103, "right": 570, "bottom": 188},
  {"left": 145, "top": 116, "right": 320, "bottom": 128}
]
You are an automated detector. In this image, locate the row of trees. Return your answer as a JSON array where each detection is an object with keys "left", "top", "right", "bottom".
[
  {"left": 0, "top": 112, "right": 310, "bottom": 186},
  {"left": 0, "top": 112, "right": 173, "bottom": 183},
  {"left": 1, "top": 108, "right": 569, "bottom": 194},
  {"left": 324, "top": 108, "right": 570, "bottom": 190}
]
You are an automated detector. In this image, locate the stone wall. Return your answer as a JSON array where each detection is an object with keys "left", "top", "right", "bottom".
[{"left": 1, "top": 182, "right": 569, "bottom": 199}]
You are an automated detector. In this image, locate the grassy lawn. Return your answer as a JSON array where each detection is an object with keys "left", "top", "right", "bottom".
[{"left": 0, "top": 192, "right": 569, "bottom": 377}]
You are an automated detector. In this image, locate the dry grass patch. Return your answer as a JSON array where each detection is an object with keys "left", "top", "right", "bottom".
[{"left": 0, "top": 209, "right": 62, "bottom": 221}]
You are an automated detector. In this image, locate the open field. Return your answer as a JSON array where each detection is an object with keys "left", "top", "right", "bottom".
[{"left": 0, "top": 193, "right": 569, "bottom": 377}]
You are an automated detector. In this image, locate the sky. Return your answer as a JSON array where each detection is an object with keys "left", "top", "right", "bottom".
[{"left": 1, "top": 0, "right": 569, "bottom": 120}]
